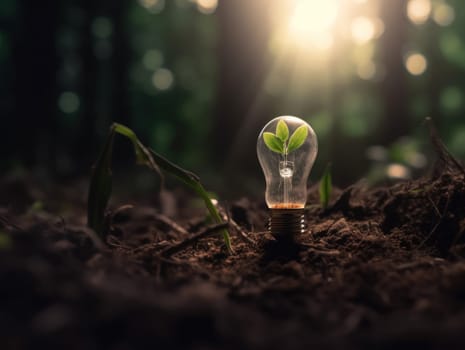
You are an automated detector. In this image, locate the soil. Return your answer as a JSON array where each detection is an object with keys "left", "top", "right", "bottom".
[{"left": 2, "top": 147, "right": 465, "bottom": 349}]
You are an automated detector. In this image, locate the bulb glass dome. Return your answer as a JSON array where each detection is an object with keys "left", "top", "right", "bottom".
[{"left": 257, "top": 116, "right": 318, "bottom": 209}]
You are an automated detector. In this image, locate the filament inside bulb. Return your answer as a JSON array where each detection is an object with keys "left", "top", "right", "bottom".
[{"left": 279, "top": 161, "right": 294, "bottom": 178}]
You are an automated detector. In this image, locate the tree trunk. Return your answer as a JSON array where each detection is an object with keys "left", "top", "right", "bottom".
[
  {"left": 378, "top": 0, "right": 409, "bottom": 145},
  {"left": 11, "top": 0, "right": 60, "bottom": 169}
]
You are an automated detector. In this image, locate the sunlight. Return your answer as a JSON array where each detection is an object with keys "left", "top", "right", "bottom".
[
  {"left": 407, "top": 0, "right": 432, "bottom": 25},
  {"left": 287, "top": 0, "right": 340, "bottom": 50},
  {"left": 351, "top": 17, "right": 376, "bottom": 45}
]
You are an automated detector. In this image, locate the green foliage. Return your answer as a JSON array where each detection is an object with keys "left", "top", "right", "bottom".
[
  {"left": 263, "top": 132, "right": 284, "bottom": 154},
  {"left": 276, "top": 120, "right": 289, "bottom": 142},
  {"left": 0, "top": 231, "right": 12, "bottom": 250},
  {"left": 263, "top": 120, "right": 308, "bottom": 155},
  {"left": 113, "top": 123, "right": 162, "bottom": 174},
  {"left": 319, "top": 163, "right": 332, "bottom": 210},
  {"left": 87, "top": 129, "right": 114, "bottom": 237},
  {"left": 87, "top": 123, "right": 232, "bottom": 252},
  {"left": 287, "top": 125, "right": 308, "bottom": 153}
]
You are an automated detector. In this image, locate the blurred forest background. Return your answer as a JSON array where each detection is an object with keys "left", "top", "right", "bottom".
[{"left": 1, "top": 0, "right": 464, "bottom": 197}]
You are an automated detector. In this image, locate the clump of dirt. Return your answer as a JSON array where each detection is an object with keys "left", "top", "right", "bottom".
[{"left": 1, "top": 136, "right": 465, "bottom": 349}]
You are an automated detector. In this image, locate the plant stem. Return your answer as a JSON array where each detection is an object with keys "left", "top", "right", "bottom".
[{"left": 283, "top": 148, "right": 289, "bottom": 205}]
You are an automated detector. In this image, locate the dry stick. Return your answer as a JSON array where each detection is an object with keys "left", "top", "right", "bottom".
[
  {"left": 301, "top": 242, "right": 341, "bottom": 256},
  {"left": 426, "top": 117, "right": 465, "bottom": 176},
  {"left": 160, "top": 222, "right": 229, "bottom": 257},
  {"left": 112, "top": 204, "right": 134, "bottom": 217},
  {"left": 218, "top": 206, "right": 255, "bottom": 245},
  {"left": 0, "top": 215, "right": 23, "bottom": 231},
  {"left": 112, "top": 204, "right": 190, "bottom": 237},
  {"left": 396, "top": 257, "right": 445, "bottom": 271},
  {"left": 426, "top": 195, "right": 442, "bottom": 218},
  {"left": 418, "top": 193, "right": 451, "bottom": 248},
  {"left": 308, "top": 248, "right": 341, "bottom": 256},
  {"left": 151, "top": 212, "right": 190, "bottom": 236}
]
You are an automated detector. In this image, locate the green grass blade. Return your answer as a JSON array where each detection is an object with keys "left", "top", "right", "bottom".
[
  {"left": 112, "top": 123, "right": 232, "bottom": 252},
  {"left": 148, "top": 148, "right": 232, "bottom": 252},
  {"left": 87, "top": 128, "right": 115, "bottom": 236},
  {"left": 112, "top": 123, "right": 162, "bottom": 176},
  {"left": 319, "top": 163, "right": 332, "bottom": 210}
]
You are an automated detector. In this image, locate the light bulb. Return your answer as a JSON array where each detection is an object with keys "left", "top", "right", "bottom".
[{"left": 257, "top": 116, "right": 318, "bottom": 240}]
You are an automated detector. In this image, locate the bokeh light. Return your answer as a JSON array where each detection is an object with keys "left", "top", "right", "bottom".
[
  {"left": 152, "top": 68, "right": 174, "bottom": 90},
  {"left": 351, "top": 16, "right": 376, "bottom": 45},
  {"left": 357, "top": 61, "right": 376, "bottom": 80},
  {"left": 91, "top": 17, "right": 113, "bottom": 39},
  {"left": 440, "top": 86, "right": 463, "bottom": 113},
  {"left": 58, "top": 92, "right": 80, "bottom": 114},
  {"left": 433, "top": 3, "right": 455, "bottom": 26},
  {"left": 405, "top": 52, "right": 428, "bottom": 75},
  {"left": 407, "top": 0, "right": 432, "bottom": 25},
  {"left": 143, "top": 49, "right": 164, "bottom": 70},
  {"left": 387, "top": 163, "right": 411, "bottom": 179},
  {"left": 138, "top": 0, "right": 165, "bottom": 13},
  {"left": 196, "top": 0, "right": 218, "bottom": 14}
]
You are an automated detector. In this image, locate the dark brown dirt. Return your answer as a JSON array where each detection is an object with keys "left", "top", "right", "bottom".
[{"left": 2, "top": 159, "right": 465, "bottom": 349}]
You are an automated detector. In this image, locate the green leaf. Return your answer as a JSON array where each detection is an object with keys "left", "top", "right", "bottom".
[
  {"left": 147, "top": 148, "right": 232, "bottom": 252},
  {"left": 87, "top": 128, "right": 115, "bottom": 237},
  {"left": 276, "top": 120, "right": 289, "bottom": 142},
  {"left": 87, "top": 123, "right": 232, "bottom": 253},
  {"left": 263, "top": 132, "right": 284, "bottom": 154},
  {"left": 113, "top": 123, "right": 162, "bottom": 176},
  {"left": 287, "top": 125, "right": 308, "bottom": 153},
  {"left": 319, "top": 163, "right": 332, "bottom": 210}
]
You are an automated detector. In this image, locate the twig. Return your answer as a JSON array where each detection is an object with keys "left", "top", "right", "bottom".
[
  {"left": 418, "top": 193, "right": 451, "bottom": 248},
  {"left": 396, "top": 257, "right": 445, "bottom": 271},
  {"left": 426, "top": 117, "right": 465, "bottom": 176},
  {"left": 301, "top": 242, "right": 341, "bottom": 256},
  {"left": 426, "top": 195, "right": 441, "bottom": 218},
  {"left": 218, "top": 205, "right": 255, "bottom": 245},
  {"left": 0, "top": 214, "right": 23, "bottom": 231},
  {"left": 151, "top": 212, "right": 190, "bottom": 236},
  {"left": 106, "top": 235, "right": 132, "bottom": 250},
  {"left": 161, "top": 223, "right": 229, "bottom": 257},
  {"left": 112, "top": 204, "right": 134, "bottom": 217},
  {"left": 111, "top": 205, "right": 190, "bottom": 237},
  {"left": 308, "top": 248, "right": 341, "bottom": 256}
]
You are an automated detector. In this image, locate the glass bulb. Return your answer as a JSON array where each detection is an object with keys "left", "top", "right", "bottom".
[
  {"left": 257, "top": 116, "right": 318, "bottom": 209},
  {"left": 257, "top": 116, "right": 318, "bottom": 240}
]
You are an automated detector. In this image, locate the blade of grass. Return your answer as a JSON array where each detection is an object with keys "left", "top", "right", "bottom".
[
  {"left": 148, "top": 148, "right": 231, "bottom": 251},
  {"left": 112, "top": 123, "right": 162, "bottom": 178},
  {"left": 319, "top": 163, "right": 332, "bottom": 210},
  {"left": 112, "top": 123, "right": 231, "bottom": 251},
  {"left": 87, "top": 129, "right": 114, "bottom": 236},
  {"left": 88, "top": 123, "right": 232, "bottom": 252}
]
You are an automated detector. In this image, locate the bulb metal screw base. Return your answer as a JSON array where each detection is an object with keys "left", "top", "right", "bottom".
[{"left": 269, "top": 208, "right": 307, "bottom": 241}]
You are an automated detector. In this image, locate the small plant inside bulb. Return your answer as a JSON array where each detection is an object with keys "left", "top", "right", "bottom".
[{"left": 257, "top": 116, "right": 318, "bottom": 240}]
